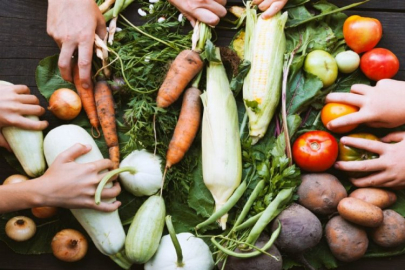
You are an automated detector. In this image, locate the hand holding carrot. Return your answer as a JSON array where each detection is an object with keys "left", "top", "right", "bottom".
[
  {"left": 0, "top": 84, "right": 48, "bottom": 150},
  {"left": 47, "top": 0, "right": 106, "bottom": 89},
  {"left": 325, "top": 79, "right": 405, "bottom": 129},
  {"left": 335, "top": 132, "right": 405, "bottom": 188},
  {"left": 253, "top": 0, "right": 288, "bottom": 19},
  {"left": 168, "top": 0, "right": 227, "bottom": 26}
]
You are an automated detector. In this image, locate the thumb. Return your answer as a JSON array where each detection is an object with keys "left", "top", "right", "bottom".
[
  {"left": 381, "top": 131, "right": 405, "bottom": 143},
  {"left": 56, "top": 143, "right": 92, "bottom": 163},
  {"left": 0, "top": 132, "right": 11, "bottom": 152}
]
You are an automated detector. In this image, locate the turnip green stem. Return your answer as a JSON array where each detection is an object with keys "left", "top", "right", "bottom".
[
  {"left": 191, "top": 71, "right": 203, "bottom": 88},
  {"left": 245, "top": 188, "right": 293, "bottom": 245},
  {"left": 104, "top": 0, "right": 135, "bottom": 22},
  {"left": 195, "top": 180, "right": 248, "bottom": 230},
  {"left": 233, "top": 180, "right": 264, "bottom": 229},
  {"left": 234, "top": 212, "right": 263, "bottom": 231},
  {"left": 211, "top": 221, "right": 281, "bottom": 259},
  {"left": 166, "top": 215, "right": 184, "bottom": 267},
  {"left": 110, "top": 249, "right": 133, "bottom": 269},
  {"left": 113, "top": 0, "right": 125, "bottom": 17},
  {"left": 95, "top": 166, "right": 137, "bottom": 204}
]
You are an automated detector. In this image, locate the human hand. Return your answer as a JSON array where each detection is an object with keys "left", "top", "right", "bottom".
[
  {"left": 38, "top": 144, "right": 121, "bottom": 212},
  {"left": 169, "top": 0, "right": 227, "bottom": 27},
  {"left": 253, "top": 0, "right": 288, "bottom": 19},
  {"left": 0, "top": 84, "right": 48, "bottom": 151},
  {"left": 325, "top": 79, "right": 405, "bottom": 130},
  {"left": 335, "top": 132, "right": 405, "bottom": 188},
  {"left": 47, "top": 0, "right": 106, "bottom": 89}
]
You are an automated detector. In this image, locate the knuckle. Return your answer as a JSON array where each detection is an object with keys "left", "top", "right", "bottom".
[
  {"left": 87, "top": 163, "right": 97, "bottom": 172},
  {"left": 78, "top": 59, "right": 91, "bottom": 69}
]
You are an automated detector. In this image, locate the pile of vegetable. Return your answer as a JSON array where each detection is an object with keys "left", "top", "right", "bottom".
[{"left": 3, "top": 0, "right": 405, "bottom": 269}]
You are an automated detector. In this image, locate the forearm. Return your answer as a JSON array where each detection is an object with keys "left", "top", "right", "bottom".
[{"left": 0, "top": 180, "right": 44, "bottom": 214}]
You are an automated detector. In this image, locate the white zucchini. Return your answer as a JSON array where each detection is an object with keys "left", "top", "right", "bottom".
[
  {"left": 43, "top": 124, "right": 131, "bottom": 268},
  {"left": 0, "top": 80, "right": 45, "bottom": 177}
]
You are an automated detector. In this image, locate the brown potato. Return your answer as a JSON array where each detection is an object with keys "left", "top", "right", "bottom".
[
  {"left": 337, "top": 197, "right": 383, "bottom": 227},
  {"left": 349, "top": 188, "right": 397, "bottom": 209},
  {"left": 371, "top": 209, "right": 405, "bottom": 248},
  {"left": 297, "top": 173, "right": 347, "bottom": 215},
  {"left": 325, "top": 215, "right": 368, "bottom": 262}
]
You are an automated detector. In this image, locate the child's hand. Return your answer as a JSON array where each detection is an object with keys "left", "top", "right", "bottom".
[
  {"left": 0, "top": 84, "right": 48, "bottom": 150},
  {"left": 37, "top": 144, "right": 121, "bottom": 212},
  {"left": 335, "top": 132, "right": 405, "bottom": 188},
  {"left": 326, "top": 79, "right": 405, "bottom": 130},
  {"left": 168, "top": 0, "right": 227, "bottom": 27},
  {"left": 253, "top": 0, "right": 288, "bottom": 19}
]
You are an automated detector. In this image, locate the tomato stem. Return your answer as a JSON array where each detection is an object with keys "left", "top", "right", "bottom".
[{"left": 310, "top": 142, "right": 320, "bottom": 151}]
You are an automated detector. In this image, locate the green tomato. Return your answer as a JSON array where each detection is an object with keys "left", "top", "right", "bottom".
[
  {"left": 335, "top": 50, "right": 360, "bottom": 74},
  {"left": 304, "top": 50, "right": 338, "bottom": 87}
]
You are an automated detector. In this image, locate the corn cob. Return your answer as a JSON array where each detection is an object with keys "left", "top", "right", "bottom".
[
  {"left": 201, "top": 48, "right": 242, "bottom": 230},
  {"left": 243, "top": 5, "right": 288, "bottom": 144}
]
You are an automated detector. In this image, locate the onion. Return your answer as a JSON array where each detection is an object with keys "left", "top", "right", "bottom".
[
  {"left": 5, "top": 216, "right": 36, "bottom": 241},
  {"left": 51, "top": 229, "right": 88, "bottom": 262},
  {"left": 48, "top": 88, "right": 82, "bottom": 120},
  {"left": 31, "top": 206, "right": 58, "bottom": 219},
  {"left": 3, "top": 174, "right": 29, "bottom": 185}
]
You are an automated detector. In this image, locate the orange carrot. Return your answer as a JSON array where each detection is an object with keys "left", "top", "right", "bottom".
[
  {"left": 94, "top": 78, "right": 120, "bottom": 170},
  {"left": 73, "top": 64, "right": 100, "bottom": 137},
  {"left": 156, "top": 49, "right": 203, "bottom": 108},
  {"left": 166, "top": 87, "right": 202, "bottom": 168}
]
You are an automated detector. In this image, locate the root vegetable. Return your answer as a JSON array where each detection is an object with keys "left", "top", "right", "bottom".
[
  {"left": 3, "top": 174, "right": 29, "bottom": 185},
  {"left": 5, "top": 216, "right": 36, "bottom": 241},
  {"left": 48, "top": 88, "right": 82, "bottom": 120},
  {"left": 31, "top": 206, "right": 58, "bottom": 219},
  {"left": 325, "top": 215, "right": 368, "bottom": 262},
  {"left": 371, "top": 209, "right": 405, "bottom": 248},
  {"left": 297, "top": 173, "right": 347, "bottom": 215},
  {"left": 349, "top": 188, "right": 397, "bottom": 209},
  {"left": 337, "top": 197, "right": 383, "bottom": 227},
  {"left": 51, "top": 229, "right": 88, "bottom": 262}
]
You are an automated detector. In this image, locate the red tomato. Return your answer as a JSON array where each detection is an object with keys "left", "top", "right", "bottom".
[
  {"left": 321, "top": 103, "right": 359, "bottom": 134},
  {"left": 360, "top": 48, "right": 400, "bottom": 81},
  {"left": 343, "top": 15, "right": 382, "bottom": 53},
  {"left": 292, "top": 130, "right": 338, "bottom": 172}
]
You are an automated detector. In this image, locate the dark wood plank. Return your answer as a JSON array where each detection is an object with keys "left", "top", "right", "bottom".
[{"left": 329, "top": 0, "right": 405, "bottom": 10}]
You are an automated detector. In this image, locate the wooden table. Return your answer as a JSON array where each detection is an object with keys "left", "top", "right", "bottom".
[{"left": 1, "top": 0, "right": 405, "bottom": 269}]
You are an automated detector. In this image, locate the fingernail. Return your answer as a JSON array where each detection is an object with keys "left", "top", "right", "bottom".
[
  {"left": 82, "top": 83, "right": 89, "bottom": 89},
  {"left": 334, "top": 163, "right": 340, "bottom": 169},
  {"left": 340, "top": 137, "right": 347, "bottom": 144}
]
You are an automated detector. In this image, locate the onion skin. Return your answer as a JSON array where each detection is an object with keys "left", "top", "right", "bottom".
[
  {"left": 51, "top": 229, "right": 88, "bottom": 262},
  {"left": 48, "top": 88, "right": 82, "bottom": 120},
  {"left": 31, "top": 206, "right": 58, "bottom": 219},
  {"left": 3, "top": 174, "right": 29, "bottom": 185},
  {"left": 5, "top": 216, "right": 36, "bottom": 241}
]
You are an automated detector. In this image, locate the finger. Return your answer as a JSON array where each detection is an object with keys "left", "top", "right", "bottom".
[
  {"left": 325, "top": 92, "right": 363, "bottom": 107},
  {"left": 183, "top": 13, "right": 196, "bottom": 27},
  {"left": 339, "top": 136, "right": 384, "bottom": 154},
  {"left": 214, "top": 0, "right": 227, "bottom": 6},
  {"left": 90, "top": 158, "right": 114, "bottom": 173},
  {"left": 77, "top": 41, "right": 94, "bottom": 89},
  {"left": 12, "top": 117, "right": 48, "bottom": 130},
  {"left": 100, "top": 181, "right": 121, "bottom": 199},
  {"left": 94, "top": 200, "right": 121, "bottom": 212},
  {"left": 193, "top": 8, "right": 221, "bottom": 26},
  {"left": 17, "top": 104, "right": 45, "bottom": 116},
  {"left": 259, "top": 0, "right": 281, "bottom": 17},
  {"left": 96, "top": 13, "right": 107, "bottom": 39},
  {"left": 252, "top": 0, "right": 264, "bottom": 5},
  {"left": 16, "top": 94, "right": 40, "bottom": 105},
  {"left": 351, "top": 84, "right": 372, "bottom": 95},
  {"left": 12, "top": 85, "right": 30, "bottom": 94},
  {"left": 57, "top": 143, "right": 92, "bottom": 163},
  {"left": 381, "top": 131, "right": 405, "bottom": 143},
  {"left": 335, "top": 159, "right": 386, "bottom": 174},
  {"left": 58, "top": 43, "right": 77, "bottom": 82},
  {"left": 350, "top": 172, "right": 391, "bottom": 188},
  {"left": 327, "top": 112, "right": 366, "bottom": 130},
  {"left": 0, "top": 132, "right": 11, "bottom": 152}
]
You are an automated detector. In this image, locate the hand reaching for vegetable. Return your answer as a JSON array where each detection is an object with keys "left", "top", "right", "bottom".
[
  {"left": 335, "top": 132, "right": 405, "bottom": 188},
  {"left": 0, "top": 84, "right": 48, "bottom": 151},
  {"left": 47, "top": 0, "right": 106, "bottom": 89},
  {"left": 168, "top": 0, "right": 227, "bottom": 26},
  {"left": 38, "top": 143, "right": 121, "bottom": 212},
  {"left": 326, "top": 79, "right": 405, "bottom": 130},
  {"left": 253, "top": 0, "right": 288, "bottom": 19}
]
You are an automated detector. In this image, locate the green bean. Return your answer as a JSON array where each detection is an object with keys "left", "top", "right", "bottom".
[
  {"left": 233, "top": 180, "right": 265, "bottom": 229},
  {"left": 245, "top": 188, "right": 293, "bottom": 245},
  {"left": 211, "top": 221, "right": 281, "bottom": 259},
  {"left": 234, "top": 212, "right": 263, "bottom": 231},
  {"left": 195, "top": 180, "right": 248, "bottom": 230}
]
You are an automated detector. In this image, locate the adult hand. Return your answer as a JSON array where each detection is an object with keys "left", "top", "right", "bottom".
[
  {"left": 0, "top": 84, "right": 48, "bottom": 151},
  {"left": 47, "top": 0, "right": 106, "bottom": 89},
  {"left": 253, "top": 0, "right": 288, "bottom": 19},
  {"left": 326, "top": 79, "right": 405, "bottom": 130},
  {"left": 335, "top": 132, "right": 405, "bottom": 188},
  {"left": 169, "top": 0, "right": 227, "bottom": 27},
  {"left": 38, "top": 144, "right": 121, "bottom": 212}
]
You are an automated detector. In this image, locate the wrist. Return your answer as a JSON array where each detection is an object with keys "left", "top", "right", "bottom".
[{"left": 26, "top": 176, "right": 51, "bottom": 207}]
